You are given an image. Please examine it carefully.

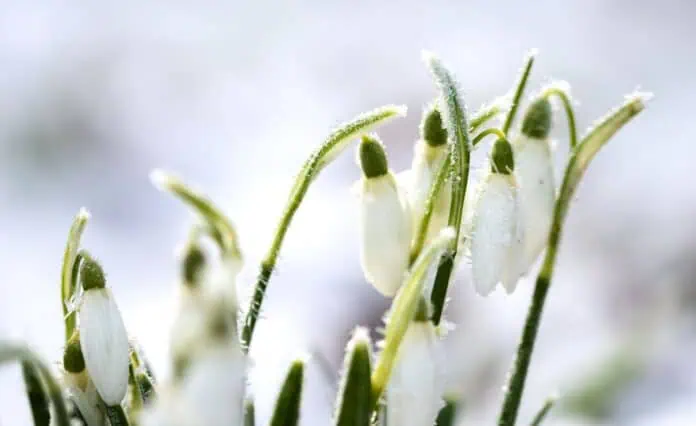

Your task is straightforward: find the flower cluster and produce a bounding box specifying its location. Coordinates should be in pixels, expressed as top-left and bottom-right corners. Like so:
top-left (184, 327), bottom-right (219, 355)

top-left (0, 50), bottom-right (647, 426)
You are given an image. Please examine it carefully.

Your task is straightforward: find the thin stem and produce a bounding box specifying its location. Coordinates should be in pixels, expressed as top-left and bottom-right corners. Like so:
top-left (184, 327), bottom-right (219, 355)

top-left (241, 105), bottom-right (406, 351)
top-left (0, 343), bottom-right (71, 426)
top-left (529, 396), bottom-right (557, 426)
top-left (61, 209), bottom-right (89, 343)
top-left (502, 51), bottom-right (537, 135)
top-left (469, 100), bottom-right (504, 133)
top-left (423, 52), bottom-right (472, 326)
top-left (496, 94), bottom-right (647, 426)
top-left (409, 160), bottom-right (449, 263)
top-left (472, 128), bottom-right (507, 147)
top-left (543, 87), bottom-right (578, 149)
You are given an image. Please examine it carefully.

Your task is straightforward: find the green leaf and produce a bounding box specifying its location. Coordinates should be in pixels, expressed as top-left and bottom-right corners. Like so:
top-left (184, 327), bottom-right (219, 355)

top-left (334, 328), bottom-right (372, 426)
top-left (435, 397), bottom-right (459, 426)
top-left (22, 361), bottom-right (51, 426)
top-left (60, 209), bottom-right (90, 343)
top-left (270, 359), bottom-right (305, 426)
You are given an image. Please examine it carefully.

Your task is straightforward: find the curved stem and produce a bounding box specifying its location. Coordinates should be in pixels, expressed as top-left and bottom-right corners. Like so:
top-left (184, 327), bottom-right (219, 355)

top-left (529, 395), bottom-right (556, 426)
top-left (472, 128), bottom-right (507, 147)
top-left (543, 87), bottom-right (578, 149)
top-left (0, 343), bottom-right (71, 426)
top-left (61, 209), bottom-right (89, 343)
top-left (502, 51), bottom-right (536, 135)
top-left (241, 105), bottom-right (406, 351)
top-left (496, 94), bottom-right (647, 426)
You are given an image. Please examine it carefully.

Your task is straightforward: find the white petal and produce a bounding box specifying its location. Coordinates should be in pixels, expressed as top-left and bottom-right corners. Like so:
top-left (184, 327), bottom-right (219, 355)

top-left (387, 322), bottom-right (442, 426)
top-left (359, 174), bottom-right (412, 296)
top-left (79, 289), bottom-right (130, 405)
top-left (67, 379), bottom-right (106, 426)
top-left (471, 174), bottom-right (518, 296)
top-left (181, 344), bottom-right (246, 426)
top-left (513, 135), bottom-right (555, 274)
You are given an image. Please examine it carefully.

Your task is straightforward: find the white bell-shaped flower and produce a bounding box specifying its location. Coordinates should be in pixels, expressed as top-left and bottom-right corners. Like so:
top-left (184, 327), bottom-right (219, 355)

top-left (512, 97), bottom-right (555, 276)
top-left (62, 335), bottom-right (107, 426)
top-left (387, 301), bottom-right (442, 426)
top-left (405, 106), bottom-right (451, 244)
top-left (77, 257), bottom-right (130, 406)
top-left (470, 138), bottom-right (522, 295)
top-left (356, 134), bottom-right (412, 297)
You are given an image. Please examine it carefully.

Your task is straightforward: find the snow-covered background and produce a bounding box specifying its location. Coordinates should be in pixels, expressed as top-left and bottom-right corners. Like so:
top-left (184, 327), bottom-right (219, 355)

top-left (0, 1), bottom-right (693, 424)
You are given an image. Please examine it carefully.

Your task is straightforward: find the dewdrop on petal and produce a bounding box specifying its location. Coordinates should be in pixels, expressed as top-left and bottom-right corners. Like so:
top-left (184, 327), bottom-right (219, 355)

top-left (470, 138), bottom-right (521, 295)
top-left (405, 105), bottom-right (451, 243)
top-left (62, 332), bottom-right (107, 426)
top-left (512, 97), bottom-right (555, 275)
top-left (386, 299), bottom-right (443, 426)
top-left (356, 134), bottom-right (412, 297)
top-left (77, 255), bottom-right (130, 406)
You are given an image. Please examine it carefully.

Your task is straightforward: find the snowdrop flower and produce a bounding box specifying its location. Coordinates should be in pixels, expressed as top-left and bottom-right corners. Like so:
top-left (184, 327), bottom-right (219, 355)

top-left (512, 97), bottom-right (555, 275)
top-left (356, 134), bottom-right (412, 297)
top-left (77, 255), bottom-right (130, 406)
top-left (386, 299), bottom-right (442, 426)
top-left (62, 333), bottom-right (106, 426)
top-left (470, 137), bottom-right (521, 295)
top-left (404, 106), bottom-right (451, 243)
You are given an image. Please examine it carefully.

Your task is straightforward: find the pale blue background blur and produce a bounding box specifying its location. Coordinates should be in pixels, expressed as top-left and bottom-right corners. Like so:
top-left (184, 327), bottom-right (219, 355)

top-left (0, 1), bottom-right (693, 425)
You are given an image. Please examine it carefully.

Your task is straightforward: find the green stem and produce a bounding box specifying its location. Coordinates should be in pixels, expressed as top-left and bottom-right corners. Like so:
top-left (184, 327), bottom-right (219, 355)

top-left (105, 405), bottom-right (130, 426)
top-left (529, 396), bottom-right (556, 426)
top-left (409, 160), bottom-right (449, 264)
top-left (241, 105), bottom-right (406, 351)
top-left (469, 100), bottom-right (504, 133)
top-left (423, 53), bottom-right (472, 326)
top-left (496, 94), bottom-right (647, 426)
top-left (502, 51), bottom-right (536, 135)
top-left (543, 87), bottom-right (578, 149)
top-left (472, 128), bottom-right (507, 147)
top-left (0, 343), bottom-right (71, 426)
top-left (61, 210), bottom-right (89, 343)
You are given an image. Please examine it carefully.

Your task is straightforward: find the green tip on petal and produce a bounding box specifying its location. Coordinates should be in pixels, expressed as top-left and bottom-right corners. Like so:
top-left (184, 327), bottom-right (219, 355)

top-left (421, 105), bottom-right (448, 147)
top-left (359, 135), bottom-right (389, 178)
top-left (414, 296), bottom-right (431, 322)
top-left (79, 254), bottom-right (106, 291)
top-left (63, 334), bottom-right (85, 374)
top-left (491, 138), bottom-right (515, 175)
top-left (521, 98), bottom-right (552, 139)
top-left (182, 242), bottom-right (206, 288)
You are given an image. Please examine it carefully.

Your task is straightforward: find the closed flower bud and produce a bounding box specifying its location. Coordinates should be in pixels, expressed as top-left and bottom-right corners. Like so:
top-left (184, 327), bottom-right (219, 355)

top-left (356, 135), bottom-right (412, 297)
top-left (471, 138), bottom-right (521, 295)
top-left (386, 318), bottom-right (442, 426)
top-left (77, 256), bottom-right (130, 406)
top-left (513, 98), bottom-right (555, 275)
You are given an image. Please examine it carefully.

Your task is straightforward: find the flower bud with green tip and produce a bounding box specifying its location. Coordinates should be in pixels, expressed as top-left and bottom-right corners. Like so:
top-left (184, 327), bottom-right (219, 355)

top-left (400, 105), bottom-right (452, 249)
top-left (470, 138), bottom-right (522, 295)
top-left (62, 333), bottom-right (107, 426)
top-left (334, 328), bottom-right (372, 426)
top-left (356, 134), bottom-right (412, 297)
top-left (270, 359), bottom-right (305, 426)
top-left (511, 97), bottom-right (555, 278)
top-left (386, 298), bottom-right (442, 426)
top-left (77, 254), bottom-right (130, 406)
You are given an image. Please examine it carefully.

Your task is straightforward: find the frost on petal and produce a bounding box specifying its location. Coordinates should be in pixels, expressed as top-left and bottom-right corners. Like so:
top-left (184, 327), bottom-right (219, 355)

top-left (387, 323), bottom-right (442, 426)
top-left (470, 174), bottom-right (517, 296)
top-left (513, 135), bottom-right (555, 275)
top-left (359, 175), bottom-right (412, 296)
top-left (79, 289), bottom-right (130, 405)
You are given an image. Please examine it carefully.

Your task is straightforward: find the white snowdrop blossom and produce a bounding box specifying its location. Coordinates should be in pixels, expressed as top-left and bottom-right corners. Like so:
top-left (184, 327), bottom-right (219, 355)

top-left (77, 258), bottom-right (130, 407)
top-left (356, 134), bottom-right (412, 297)
top-left (511, 97), bottom-right (555, 277)
top-left (470, 138), bottom-right (522, 295)
top-left (386, 319), bottom-right (442, 426)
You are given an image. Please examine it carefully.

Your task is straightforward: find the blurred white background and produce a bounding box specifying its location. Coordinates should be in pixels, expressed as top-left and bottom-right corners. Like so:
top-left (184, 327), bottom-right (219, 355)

top-left (0, 0), bottom-right (693, 424)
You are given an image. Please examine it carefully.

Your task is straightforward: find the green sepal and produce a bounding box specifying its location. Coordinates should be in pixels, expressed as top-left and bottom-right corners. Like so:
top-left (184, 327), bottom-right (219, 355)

top-left (79, 253), bottom-right (106, 291)
top-left (63, 332), bottom-right (85, 374)
top-left (421, 105), bottom-right (448, 147)
top-left (521, 98), bottom-right (552, 140)
top-left (334, 328), bottom-right (372, 426)
top-left (270, 359), bottom-right (305, 426)
top-left (359, 135), bottom-right (389, 178)
top-left (491, 138), bottom-right (515, 175)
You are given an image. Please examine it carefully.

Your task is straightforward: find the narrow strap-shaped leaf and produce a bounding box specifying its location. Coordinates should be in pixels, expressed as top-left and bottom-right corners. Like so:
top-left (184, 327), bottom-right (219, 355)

top-left (334, 329), bottom-right (372, 426)
top-left (61, 209), bottom-right (90, 342)
top-left (530, 395), bottom-right (557, 426)
top-left (502, 50), bottom-right (536, 134)
top-left (435, 397), bottom-right (459, 426)
top-left (22, 361), bottom-right (51, 426)
top-left (270, 359), bottom-right (305, 426)
top-left (105, 404), bottom-right (130, 426)
top-left (245, 398), bottom-right (256, 426)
